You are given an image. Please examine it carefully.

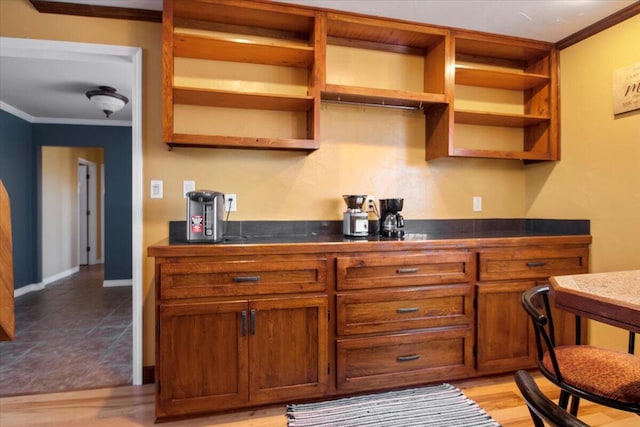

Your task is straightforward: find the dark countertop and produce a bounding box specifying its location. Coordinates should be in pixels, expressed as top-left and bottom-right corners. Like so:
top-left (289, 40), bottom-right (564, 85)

top-left (166, 218), bottom-right (590, 246)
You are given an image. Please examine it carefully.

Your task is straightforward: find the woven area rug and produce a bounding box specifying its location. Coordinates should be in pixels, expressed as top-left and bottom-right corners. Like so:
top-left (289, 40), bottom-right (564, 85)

top-left (286, 384), bottom-right (501, 427)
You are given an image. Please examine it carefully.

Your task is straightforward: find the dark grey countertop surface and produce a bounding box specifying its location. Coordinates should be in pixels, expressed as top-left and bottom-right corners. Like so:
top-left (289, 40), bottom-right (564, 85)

top-left (168, 219), bottom-right (590, 245)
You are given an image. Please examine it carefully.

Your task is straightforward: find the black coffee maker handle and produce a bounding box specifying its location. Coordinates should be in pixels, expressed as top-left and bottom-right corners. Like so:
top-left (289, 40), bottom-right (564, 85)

top-left (396, 214), bottom-right (404, 228)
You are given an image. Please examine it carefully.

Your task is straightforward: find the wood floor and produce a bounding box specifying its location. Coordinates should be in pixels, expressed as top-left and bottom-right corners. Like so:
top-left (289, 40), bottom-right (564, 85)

top-left (0, 372), bottom-right (637, 426)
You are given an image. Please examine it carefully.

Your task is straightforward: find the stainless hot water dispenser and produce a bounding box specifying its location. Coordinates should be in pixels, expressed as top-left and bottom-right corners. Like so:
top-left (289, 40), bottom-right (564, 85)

top-left (186, 190), bottom-right (224, 242)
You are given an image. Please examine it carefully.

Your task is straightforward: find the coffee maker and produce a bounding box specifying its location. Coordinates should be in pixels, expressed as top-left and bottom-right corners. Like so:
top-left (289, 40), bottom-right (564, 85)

top-left (379, 198), bottom-right (405, 238)
top-left (342, 195), bottom-right (369, 237)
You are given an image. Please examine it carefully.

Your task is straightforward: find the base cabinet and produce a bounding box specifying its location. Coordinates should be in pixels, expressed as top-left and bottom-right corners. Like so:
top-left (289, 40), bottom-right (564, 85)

top-left (475, 245), bottom-right (590, 374)
top-left (476, 281), bottom-right (538, 373)
top-left (150, 235), bottom-right (591, 420)
top-left (157, 296), bottom-right (327, 418)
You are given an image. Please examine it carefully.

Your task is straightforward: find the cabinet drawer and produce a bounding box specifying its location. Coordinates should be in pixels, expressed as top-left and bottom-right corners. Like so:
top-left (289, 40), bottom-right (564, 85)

top-left (160, 259), bottom-right (327, 299)
top-left (336, 251), bottom-right (474, 290)
top-left (336, 328), bottom-right (474, 391)
top-left (337, 285), bottom-right (472, 335)
top-left (478, 246), bottom-right (589, 281)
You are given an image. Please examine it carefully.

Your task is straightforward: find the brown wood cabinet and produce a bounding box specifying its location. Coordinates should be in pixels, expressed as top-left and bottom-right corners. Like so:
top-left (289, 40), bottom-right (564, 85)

top-left (149, 235), bottom-right (591, 420)
top-left (162, 0), bottom-right (559, 162)
top-left (154, 255), bottom-right (329, 419)
top-left (335, 251), bottom-right (476, 392)
top-left (475, 244), bottom-right (590, 374)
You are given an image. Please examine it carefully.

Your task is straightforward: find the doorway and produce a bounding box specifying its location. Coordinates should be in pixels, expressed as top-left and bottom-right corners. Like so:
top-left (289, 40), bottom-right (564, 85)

top-left (0, 37), bottom-right (143, 386)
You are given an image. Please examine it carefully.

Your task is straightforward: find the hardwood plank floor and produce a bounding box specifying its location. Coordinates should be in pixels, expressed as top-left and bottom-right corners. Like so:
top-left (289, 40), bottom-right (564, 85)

top-left (0, 372), bottom-right (637, 426)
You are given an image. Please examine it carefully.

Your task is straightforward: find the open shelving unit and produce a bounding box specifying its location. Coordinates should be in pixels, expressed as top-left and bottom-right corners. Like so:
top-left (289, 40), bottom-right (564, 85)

top-left (321, 13), bottom-right (449, 110)
top-left (163, 0), bottom-right (320, 151)
top-left (426, 31), bottom-right (558, 162)
top-left (162, 0), bottom-right (559, 162)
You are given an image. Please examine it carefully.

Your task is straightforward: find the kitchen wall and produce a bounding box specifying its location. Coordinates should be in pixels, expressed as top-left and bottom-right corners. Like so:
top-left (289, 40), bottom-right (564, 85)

top-left (1, 0), bottom-right (636, 365)
top-left (526, 13), bottom-right (640, 352)
top-left (0, 109), bottom-right (37, 288)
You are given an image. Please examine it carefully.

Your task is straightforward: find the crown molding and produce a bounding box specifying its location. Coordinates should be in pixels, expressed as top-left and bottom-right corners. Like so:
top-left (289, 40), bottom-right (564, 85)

top-left (556, 1), bottom-right (640, 50)
top-left (29, 0), bottom-right (161, 22)
top-left (0, 101), bottom-right (131, 126)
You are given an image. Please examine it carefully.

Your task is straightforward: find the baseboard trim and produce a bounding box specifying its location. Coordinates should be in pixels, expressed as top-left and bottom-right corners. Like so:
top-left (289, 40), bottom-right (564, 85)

top-left (103, 279), bottom-right (132, 287)
top-left (143, 365), bottom-right (155, 384)
top-left (14, 266), bottom-right (80, 297)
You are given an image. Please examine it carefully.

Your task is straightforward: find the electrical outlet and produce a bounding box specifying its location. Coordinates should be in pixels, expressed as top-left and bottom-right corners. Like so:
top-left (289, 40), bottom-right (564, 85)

top-left (473, 196), bottom-right (482, 212)
top-left (225, 193), bottom-right (237, 212)
top-left (150, 180), bottom-right (163, 199)
top-left (183, 180), bottom-right (195, 198)
top-left (365, 196), bottom-right (376, 213)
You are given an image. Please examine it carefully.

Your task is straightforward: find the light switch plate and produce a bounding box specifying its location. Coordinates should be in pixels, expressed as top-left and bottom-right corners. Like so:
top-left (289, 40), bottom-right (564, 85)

top-left (150, 180), bottom-right (163, 199)
top-left (473, 196), bottom-right (482, 212)
top-left (183, 180), bottom-right (195, 198)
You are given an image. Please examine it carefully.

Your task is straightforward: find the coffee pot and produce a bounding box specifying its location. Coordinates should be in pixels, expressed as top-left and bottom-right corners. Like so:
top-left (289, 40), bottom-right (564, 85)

top-left (379, 198), bottom-right (405, 238)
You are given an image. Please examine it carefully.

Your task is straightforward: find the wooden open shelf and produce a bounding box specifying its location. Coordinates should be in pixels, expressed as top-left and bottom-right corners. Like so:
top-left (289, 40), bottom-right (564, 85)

top-left (451, 147), bottom-right (555, 161)
top-left (174, 87), bottom-right (314, 111)
top-left (323, 84), bottom-right (447, 109)
top-left (166, 134), bottom-right (319, 151)
top-left (325, 12), bottom-right (447, 52)
top-left (455, 66), bottom-right (549, 90)
top-left (173, 32), bottom-right (314, 67)
top-left (455, 110), bottom-right (549, 128)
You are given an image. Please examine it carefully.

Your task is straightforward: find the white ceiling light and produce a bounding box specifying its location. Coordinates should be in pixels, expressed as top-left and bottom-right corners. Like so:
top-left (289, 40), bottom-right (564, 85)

top-left (85, 85), bottom-right (129, 118)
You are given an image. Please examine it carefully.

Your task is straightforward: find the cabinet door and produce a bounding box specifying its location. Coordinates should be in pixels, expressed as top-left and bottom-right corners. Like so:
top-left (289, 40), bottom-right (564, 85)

top-left (157, 301), bottom-right (249, 418)
top-left (249, 296), bottom-right (328, 404)
top-left (476, 281), bottom-right (537, 374)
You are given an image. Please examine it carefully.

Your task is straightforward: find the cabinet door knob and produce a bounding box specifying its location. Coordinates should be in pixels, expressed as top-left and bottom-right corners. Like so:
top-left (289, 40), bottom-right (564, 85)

top-left (396, 267), bottom-right (419, 274)
top-left (396, 354), bottom-right (420, 362)
top-left (526, 261), bottom-right (546, 268)
top-left (233, 276), bottom-right (261, 283)
top-left (396, 307), bottom-right (419, 314)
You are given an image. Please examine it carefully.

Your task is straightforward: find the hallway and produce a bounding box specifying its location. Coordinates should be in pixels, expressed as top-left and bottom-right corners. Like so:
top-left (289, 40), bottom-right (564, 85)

top-left (0, 265), bottom-right (132, 396)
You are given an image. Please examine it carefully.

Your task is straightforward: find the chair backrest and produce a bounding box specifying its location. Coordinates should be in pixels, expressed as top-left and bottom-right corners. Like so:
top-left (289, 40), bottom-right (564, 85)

top-left (515, 370), bottom-right (590, 427)
top-left (521, 284), bottom-right (564, 381)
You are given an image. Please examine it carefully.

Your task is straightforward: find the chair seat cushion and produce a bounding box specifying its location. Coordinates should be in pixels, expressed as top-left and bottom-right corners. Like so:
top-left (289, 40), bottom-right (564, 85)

top-left (543, 345), bottom-right (640, 404)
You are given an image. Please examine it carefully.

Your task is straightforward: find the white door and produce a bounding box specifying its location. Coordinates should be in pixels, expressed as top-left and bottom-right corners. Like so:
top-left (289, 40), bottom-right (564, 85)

top-left (78, 160), bottom-right (98, 266)
top-left (78, 163), bottom-right (89, 265)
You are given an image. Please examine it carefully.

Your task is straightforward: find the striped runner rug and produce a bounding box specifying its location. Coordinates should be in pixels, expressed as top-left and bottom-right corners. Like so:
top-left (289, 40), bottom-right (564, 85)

top-left (286, 383), bottom-right (501, 427)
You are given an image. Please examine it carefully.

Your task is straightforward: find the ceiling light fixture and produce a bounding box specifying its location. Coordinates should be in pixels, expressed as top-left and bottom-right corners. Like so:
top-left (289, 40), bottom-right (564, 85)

top-left (85, 86), bottom-right (129, 118)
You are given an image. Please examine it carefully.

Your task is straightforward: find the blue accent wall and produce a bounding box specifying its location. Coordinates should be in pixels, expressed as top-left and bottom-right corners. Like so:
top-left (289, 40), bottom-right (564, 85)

top-left (0, 109), bottom-right (132, 288)
top-left (0, 110), bottom-right (38, 288)
top-left (33, 124), bottom-right (132, 281)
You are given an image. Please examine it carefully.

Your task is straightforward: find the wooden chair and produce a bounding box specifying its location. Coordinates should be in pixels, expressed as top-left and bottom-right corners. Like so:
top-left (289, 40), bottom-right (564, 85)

top-left (521, 285), bottom-right (640, 415)
top-left (515, 370), bottom-right (589, 427)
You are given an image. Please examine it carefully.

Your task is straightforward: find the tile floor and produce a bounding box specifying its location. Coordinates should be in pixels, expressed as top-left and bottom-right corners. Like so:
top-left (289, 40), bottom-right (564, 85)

top-left (0, 265), bottom-right (132, 396)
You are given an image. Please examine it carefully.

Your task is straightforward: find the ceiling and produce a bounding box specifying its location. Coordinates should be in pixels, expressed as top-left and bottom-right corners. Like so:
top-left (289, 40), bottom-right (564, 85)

top-left (0, 0), bottom-right (637, 124)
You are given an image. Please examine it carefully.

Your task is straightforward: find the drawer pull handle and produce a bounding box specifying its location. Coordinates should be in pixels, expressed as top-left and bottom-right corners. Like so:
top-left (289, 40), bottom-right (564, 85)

top-left (397, 268), bottom-right (419, 274)
top-left (241, 310), bottom-right (247, 336)
top-left (397, 354), bottom-right (420, 362)
top-left (396, 307), bottom-right (419, 314)
top-left (233, 276), bottom-right (261, 283)
top-left (526, 262), bottom-right (547, 268)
